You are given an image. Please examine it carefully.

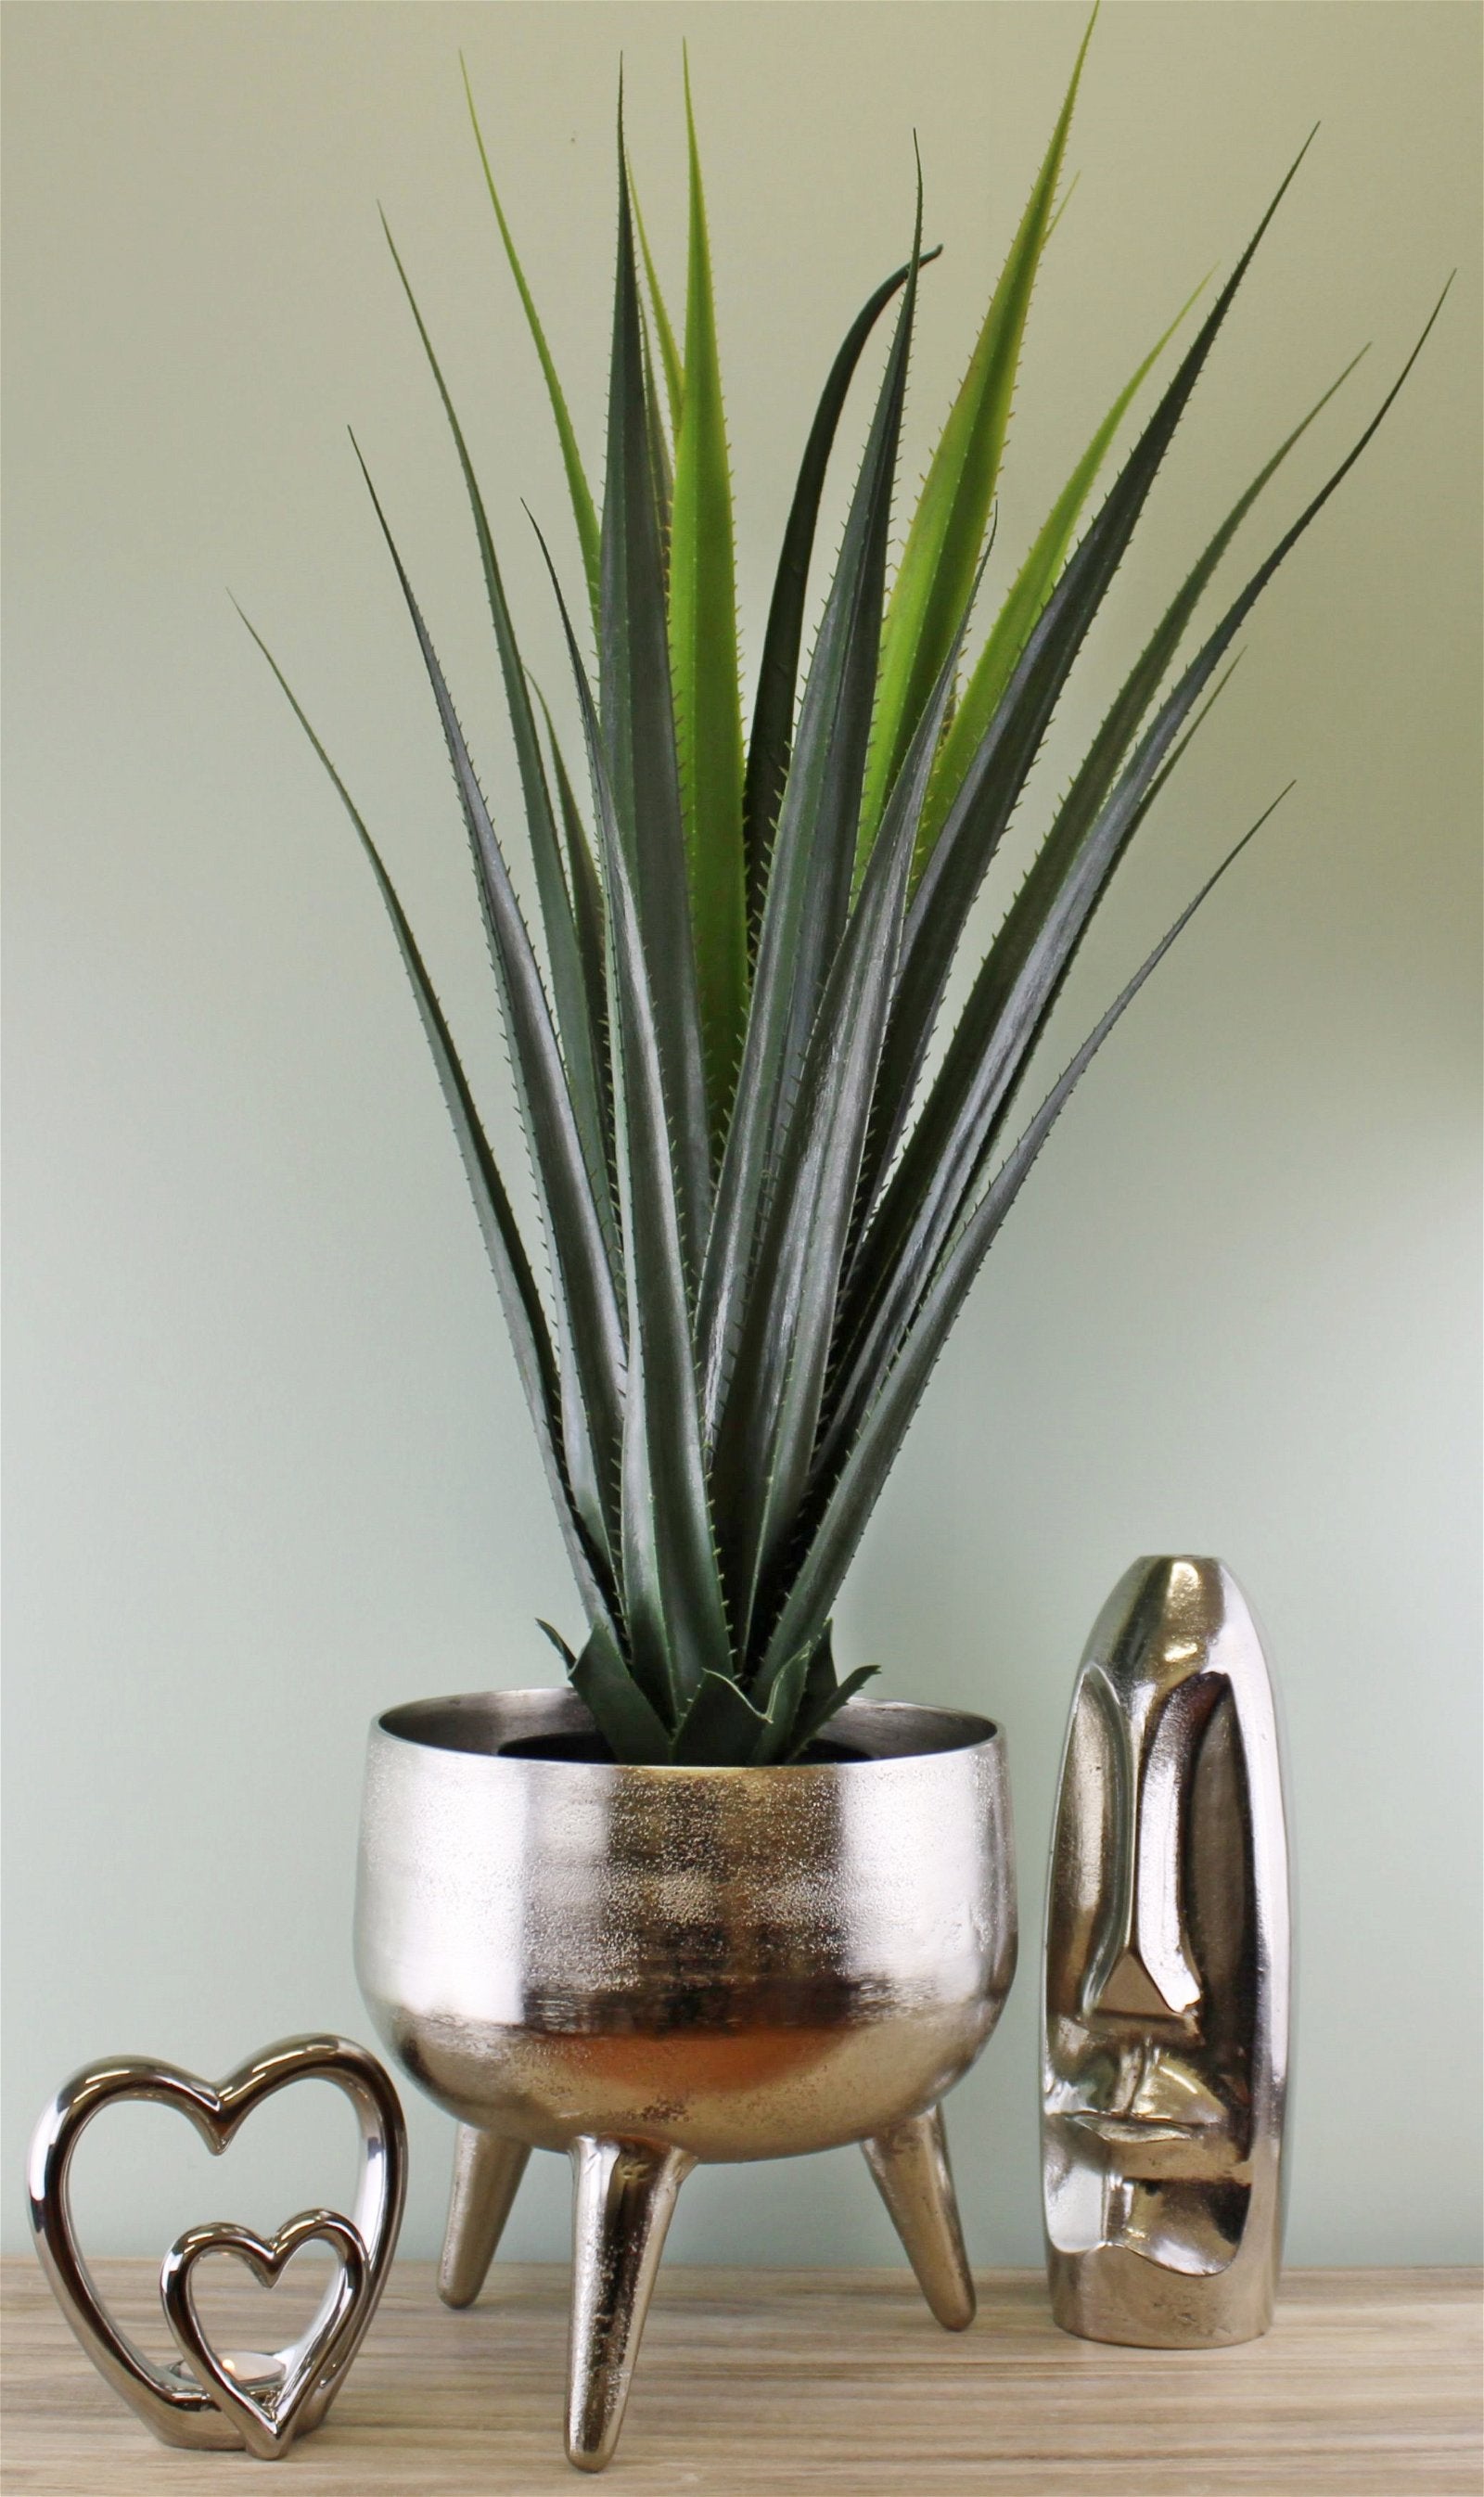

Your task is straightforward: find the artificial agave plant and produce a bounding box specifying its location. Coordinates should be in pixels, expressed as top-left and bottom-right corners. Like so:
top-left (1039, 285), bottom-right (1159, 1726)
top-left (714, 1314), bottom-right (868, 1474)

top-left (248, 24), bottom-right (1440, 1765)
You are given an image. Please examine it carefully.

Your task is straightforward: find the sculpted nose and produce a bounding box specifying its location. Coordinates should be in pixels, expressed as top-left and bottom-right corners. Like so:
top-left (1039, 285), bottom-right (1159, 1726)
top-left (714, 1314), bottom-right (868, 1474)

top-left (1084, 1946), bottom-right (1187, 2022)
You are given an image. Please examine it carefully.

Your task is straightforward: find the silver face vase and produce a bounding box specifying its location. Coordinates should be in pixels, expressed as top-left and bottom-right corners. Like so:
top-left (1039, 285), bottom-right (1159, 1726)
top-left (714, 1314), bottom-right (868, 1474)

top-left (1041, 1556), bottom-right (1290, 2347)
top-left (355, 1687), bottom-right (1016, 2468)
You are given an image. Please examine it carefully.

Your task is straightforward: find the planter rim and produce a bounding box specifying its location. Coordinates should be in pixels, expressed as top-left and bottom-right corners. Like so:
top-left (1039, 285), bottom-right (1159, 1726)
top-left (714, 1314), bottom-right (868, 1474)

top-left (372, 1685), bottom-right (999, 1773)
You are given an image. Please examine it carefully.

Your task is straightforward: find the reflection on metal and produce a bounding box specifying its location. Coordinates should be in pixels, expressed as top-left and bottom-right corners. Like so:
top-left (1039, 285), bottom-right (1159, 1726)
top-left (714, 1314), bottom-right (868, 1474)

top-left (568, 2135), bottom-right (695, 2472)
top-left (1042, 1558), bottom-right (1289, 2348)
top-left (863, 2104), bottom-right (976, 2331)
top-left (27, 2035), bottom-right (406, 2454)
top-left (438, 2125), bottom-right (531, 2311)
top-left (356, 1688), bottom-right (1017, 2468)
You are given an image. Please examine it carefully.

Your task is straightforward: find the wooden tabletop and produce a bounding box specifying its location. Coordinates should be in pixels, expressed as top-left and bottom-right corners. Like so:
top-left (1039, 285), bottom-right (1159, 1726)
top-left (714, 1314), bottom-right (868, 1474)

top-left (3, 2260), bottom-right (1479, 2495)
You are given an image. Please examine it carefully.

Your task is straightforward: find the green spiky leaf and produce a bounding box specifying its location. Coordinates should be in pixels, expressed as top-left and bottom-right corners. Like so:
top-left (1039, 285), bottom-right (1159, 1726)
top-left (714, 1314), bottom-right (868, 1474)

top-left (767, 788), bottom-right (1294, 1675)
top-left (855, 5), bottom-right (1096, 874)
top-left (696, 170), bottom-right (924, 1434)
top-left (380, 215), bottom-right (618, 1273)
top-left (542, 521), bottom-right (733, 1722)
top-left (742, 244), bottom-right (942, 943)
top-left (464, 58), bottom-right (602, 629)
top-left (631, 170), bottom-right (684, 435)
top-left (569, 1618), bottom-right (673, 1761)
top-left (239, 613), bottom-right (620, 1643)
top-left (260, 57), bottom-right (1438, 1764)
top-left (602, 107), bottom-right (713, 1263)
top-left (915, 276), bottom-right (1204, 875)
top-left (858, 136), bottom-right (1322, 1216)
top-left (352, 442), bottom-right (627, 1579)
top-left (669, 61), bottom-right (748, 1135)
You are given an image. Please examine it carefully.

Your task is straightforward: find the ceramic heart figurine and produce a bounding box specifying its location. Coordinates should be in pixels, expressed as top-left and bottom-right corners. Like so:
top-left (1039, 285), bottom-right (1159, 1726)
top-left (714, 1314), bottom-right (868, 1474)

top-left (161, 2207), bottom-right (370, 2459)
top-left (27, 2033), bottom-right (406, 2454)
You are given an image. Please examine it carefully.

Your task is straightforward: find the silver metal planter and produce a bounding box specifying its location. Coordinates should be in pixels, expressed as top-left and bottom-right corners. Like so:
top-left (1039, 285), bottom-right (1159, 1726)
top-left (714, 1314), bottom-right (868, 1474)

top-left (355, 1687), bottom-right (1016, 2468)
top-left (1041, 1556), bottom-right (1290, 2347)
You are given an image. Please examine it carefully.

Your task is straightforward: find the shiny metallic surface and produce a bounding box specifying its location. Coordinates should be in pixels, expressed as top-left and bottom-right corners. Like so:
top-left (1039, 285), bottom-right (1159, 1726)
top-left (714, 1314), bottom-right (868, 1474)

top-left (567, 2137), bottom-right (695, 2471)
top-left (1042, 1558), bottom-right (1290, 2348)
top-left (26, 2034), bottom-right (406, 2452)
top-left (438, 2127), bottom-right (531, 2309)
top-left (356, 1687), bottom-right (1016, 2465)
top-left (862, 2105), bottom-right (976, 2331)
top-left (160, 2208), bottom-right (367, 2461)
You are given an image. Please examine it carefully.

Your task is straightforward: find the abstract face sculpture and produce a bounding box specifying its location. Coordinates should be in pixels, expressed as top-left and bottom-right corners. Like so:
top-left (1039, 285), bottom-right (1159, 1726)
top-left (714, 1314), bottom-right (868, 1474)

top-left (1042, 1557), bottom-right (1289, 2345)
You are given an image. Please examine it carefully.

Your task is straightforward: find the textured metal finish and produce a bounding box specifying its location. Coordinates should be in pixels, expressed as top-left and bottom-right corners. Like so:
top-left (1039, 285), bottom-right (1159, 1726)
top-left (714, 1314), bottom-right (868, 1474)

top-left (439, 2127), bottom-right (531, 2310)
top-left (1042, 1557), bottom-right (1290, 2348)
top-left (567, 2137), bottom-right (696, 2471)
top-left (863, 2105), bottom-right (976, 2331)
top-left (26, 2035), bottom-right (406, 2452)
top-left (356, 1688), bottom-right (1016, 2466)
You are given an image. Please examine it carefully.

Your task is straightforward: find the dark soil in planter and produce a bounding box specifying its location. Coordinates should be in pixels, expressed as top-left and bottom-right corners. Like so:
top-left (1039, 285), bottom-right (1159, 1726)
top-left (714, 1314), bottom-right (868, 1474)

top-left (497, 1732), bottom-right (868, 1766)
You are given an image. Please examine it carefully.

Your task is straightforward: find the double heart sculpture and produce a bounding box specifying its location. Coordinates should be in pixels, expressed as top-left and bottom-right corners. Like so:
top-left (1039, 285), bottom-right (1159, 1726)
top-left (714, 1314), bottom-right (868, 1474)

top-left (27, 2034), bottom-right (406, 2459)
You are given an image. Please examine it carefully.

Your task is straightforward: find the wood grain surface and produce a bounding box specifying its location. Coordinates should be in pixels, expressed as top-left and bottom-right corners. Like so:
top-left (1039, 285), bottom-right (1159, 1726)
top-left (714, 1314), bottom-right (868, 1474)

top-left (2, 2260), bottom-right (1479, 2495)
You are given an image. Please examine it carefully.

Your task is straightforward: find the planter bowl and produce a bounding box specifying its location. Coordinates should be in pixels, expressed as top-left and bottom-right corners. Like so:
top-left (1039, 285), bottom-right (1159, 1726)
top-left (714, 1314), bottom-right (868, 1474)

top-left (355, 1686), bottom-right (1015, 2466)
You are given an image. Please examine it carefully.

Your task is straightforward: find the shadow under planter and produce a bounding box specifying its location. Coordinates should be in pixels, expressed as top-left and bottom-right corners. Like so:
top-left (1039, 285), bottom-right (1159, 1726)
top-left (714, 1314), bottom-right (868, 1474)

top-left (354, 1688), bottom-right (1016, 2469)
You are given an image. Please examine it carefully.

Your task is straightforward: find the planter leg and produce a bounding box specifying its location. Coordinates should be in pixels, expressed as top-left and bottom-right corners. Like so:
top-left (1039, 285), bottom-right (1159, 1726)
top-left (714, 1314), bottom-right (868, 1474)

top-left (566, 2135), bottom-right (695, 2472)
top-left (863, 2104), bottom-right (976, 2331)
top-left (438, 2125), bottom-right (531, 2309)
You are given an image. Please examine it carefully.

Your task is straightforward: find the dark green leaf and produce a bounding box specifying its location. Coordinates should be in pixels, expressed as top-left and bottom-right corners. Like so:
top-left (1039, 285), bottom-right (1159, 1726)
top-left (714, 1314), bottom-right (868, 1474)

top-left (697, 170), bottom-right (925, 1436)
top-left (539, 520), bottom-right (734, 1722)
top-left (855, 3), bottom-right (1095, 870)
top-left (783, 1664), bottom-right (880, 1761)
top-left (741, 245), bottom-right (942, 947)
top-left (842, 348), bottom-right (1366, 1424)
top-left (710, 539), bottom-right (983, 1657)
top-left (352, 442), bottom-right (627, 1583)
top-left (602, 105), bottom-right (713, 1265)
top-left (639, 282), bottom-right (674, 551)
top-left (532, 681), bottom-right (613, 1167)
top-left (463, 58), bottom-right (602, 630)
top-left (569, 1619), bottom-right (673, 1762)
top-left (380, 216), bottom-right (618, 1275)
top-left (768, 789), bottom-right (1292, 1674)
top-left (238, 608), bottom-right (620, 1643)
top-left (916, 276), bottom-right (1203, 873)
top-left (631, 168), bottom-right (684, 437)
top-left (838, 307), bottom-right (1442, 1442)
top-left (859, 135), bottom-right (1321, 1218)
top-left (668, 1653), bottom-right (809, 1765)
top-left (669, 59), bottom-right (748, 1140)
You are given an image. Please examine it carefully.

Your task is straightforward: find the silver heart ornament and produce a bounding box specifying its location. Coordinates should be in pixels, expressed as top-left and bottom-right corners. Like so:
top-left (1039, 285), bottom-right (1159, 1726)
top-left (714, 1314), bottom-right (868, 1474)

top-left (27, 2033), bottom-right (405, 2452)
top-left (161, 2207), bottom-right (369, 2459)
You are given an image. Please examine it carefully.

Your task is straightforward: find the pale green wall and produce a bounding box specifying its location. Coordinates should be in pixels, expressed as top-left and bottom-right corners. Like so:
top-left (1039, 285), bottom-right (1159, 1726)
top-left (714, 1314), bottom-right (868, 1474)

top-left (5, 1), bottom-right (1479, 2268)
